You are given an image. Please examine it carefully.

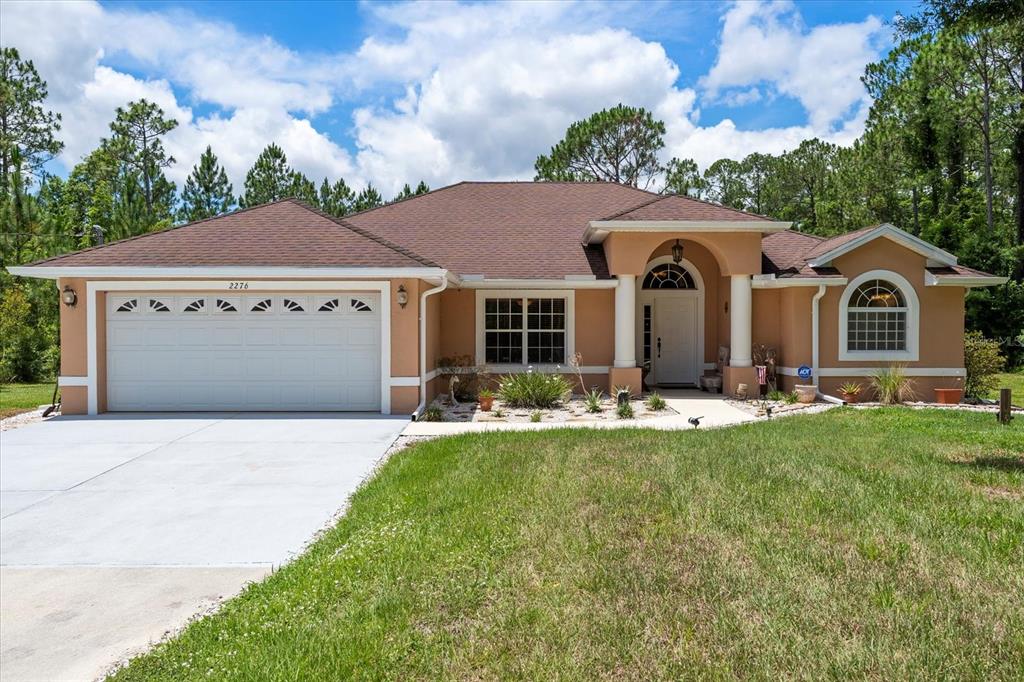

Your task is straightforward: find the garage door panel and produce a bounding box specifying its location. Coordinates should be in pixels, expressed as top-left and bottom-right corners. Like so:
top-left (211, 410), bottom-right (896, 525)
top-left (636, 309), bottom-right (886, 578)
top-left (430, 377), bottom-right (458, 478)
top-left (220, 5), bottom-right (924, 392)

top-left (107, 292), bottom-right (381, 412)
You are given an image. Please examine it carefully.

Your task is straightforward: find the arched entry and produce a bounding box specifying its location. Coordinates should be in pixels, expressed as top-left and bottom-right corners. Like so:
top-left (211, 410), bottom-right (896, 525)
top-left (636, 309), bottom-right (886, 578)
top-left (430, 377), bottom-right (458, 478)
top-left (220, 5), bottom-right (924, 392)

top-left (636, 256), bottom-right (704, 386)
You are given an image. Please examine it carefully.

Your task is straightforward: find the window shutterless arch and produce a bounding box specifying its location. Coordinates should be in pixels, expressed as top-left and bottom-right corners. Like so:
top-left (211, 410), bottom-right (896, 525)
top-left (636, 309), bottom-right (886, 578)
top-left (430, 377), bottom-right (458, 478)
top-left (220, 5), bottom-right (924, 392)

top-left (838, 270), bottom-right (919, 362)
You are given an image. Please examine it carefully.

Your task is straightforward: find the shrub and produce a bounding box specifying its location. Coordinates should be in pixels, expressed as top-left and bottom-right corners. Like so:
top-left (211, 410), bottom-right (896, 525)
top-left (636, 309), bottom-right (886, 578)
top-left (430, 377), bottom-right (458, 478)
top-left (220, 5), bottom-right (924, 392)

top-left (870, 365), bottom-right (916, 404)
top-left (617, 401), bottom-right (634, 419)
top-left (963, 331), bottom-right (1005, 400)
top-left (419, 405), bottom-right (444, 422)
top-left (783, 391), bottom-right (799, 404)
top-left (530, 411), bottom-right (542, 423)
top-left (478, 387), bottom-right (495, 399)
top-left (583, 388), bottom-right (603, 413)
top-left (498, 371), bottom-right (572, 408)
top-left (767, 389), bottom-right (786, 401)
top-left (645, 392), bottom-right (666, 411)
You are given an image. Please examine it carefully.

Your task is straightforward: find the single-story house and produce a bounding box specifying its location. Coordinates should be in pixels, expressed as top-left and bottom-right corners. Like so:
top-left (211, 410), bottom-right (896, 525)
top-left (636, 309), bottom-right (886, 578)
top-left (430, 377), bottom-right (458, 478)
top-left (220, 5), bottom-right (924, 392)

top-left (10, 181), bottom-right (1007, 415)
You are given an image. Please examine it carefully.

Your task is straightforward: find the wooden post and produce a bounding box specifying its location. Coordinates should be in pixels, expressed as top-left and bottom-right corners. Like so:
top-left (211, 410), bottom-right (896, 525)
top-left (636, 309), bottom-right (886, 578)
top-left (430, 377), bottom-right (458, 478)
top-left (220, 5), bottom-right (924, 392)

top-left (998, 388), bottom-right (1012, 425)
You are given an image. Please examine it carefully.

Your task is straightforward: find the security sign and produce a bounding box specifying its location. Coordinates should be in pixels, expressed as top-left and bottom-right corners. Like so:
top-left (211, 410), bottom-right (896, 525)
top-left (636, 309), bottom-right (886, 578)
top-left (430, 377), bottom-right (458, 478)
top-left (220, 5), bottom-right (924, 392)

top-left (797, 365), bottom-right (812, 380)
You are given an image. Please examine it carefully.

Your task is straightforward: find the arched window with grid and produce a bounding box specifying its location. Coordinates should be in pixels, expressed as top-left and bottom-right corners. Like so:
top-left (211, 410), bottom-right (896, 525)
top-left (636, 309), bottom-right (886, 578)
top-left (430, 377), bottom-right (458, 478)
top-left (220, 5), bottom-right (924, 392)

top-left (642, 263), bottom-right (697, 290)
top-left (845, 279), bottom-right (908, 352)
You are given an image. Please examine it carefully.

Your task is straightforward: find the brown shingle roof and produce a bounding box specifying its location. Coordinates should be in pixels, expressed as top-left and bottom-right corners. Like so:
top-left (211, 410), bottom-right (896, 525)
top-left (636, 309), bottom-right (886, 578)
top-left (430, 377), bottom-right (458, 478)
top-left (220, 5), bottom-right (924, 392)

top-left (602, 193), bottom-right (773, 222)
top-left (25, 199), bottom-right (438, 269)
top-left (344, 181), bottom-right (658, 279)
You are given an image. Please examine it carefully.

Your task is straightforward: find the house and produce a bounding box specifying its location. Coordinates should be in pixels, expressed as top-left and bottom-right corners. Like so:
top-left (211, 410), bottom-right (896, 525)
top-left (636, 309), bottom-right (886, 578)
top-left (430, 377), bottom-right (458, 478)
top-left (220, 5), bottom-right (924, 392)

top-left (9, 181), bottom-right (1007, 415)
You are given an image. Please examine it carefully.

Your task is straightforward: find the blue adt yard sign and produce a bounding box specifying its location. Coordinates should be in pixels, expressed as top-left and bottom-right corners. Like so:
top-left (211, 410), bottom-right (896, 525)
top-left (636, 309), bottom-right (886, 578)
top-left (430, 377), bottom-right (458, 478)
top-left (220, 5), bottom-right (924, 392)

top-left (798, 365), bottom-right (812, 381)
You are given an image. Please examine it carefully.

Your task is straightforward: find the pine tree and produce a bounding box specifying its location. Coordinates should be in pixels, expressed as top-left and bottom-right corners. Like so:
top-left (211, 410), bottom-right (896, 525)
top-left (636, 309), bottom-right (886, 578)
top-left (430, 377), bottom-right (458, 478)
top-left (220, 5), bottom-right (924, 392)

top-left (178, 146), bottom-right (234, 222)
top-left (319, 177), bottom-right (354, 217)
top-left (239, 143), bottom-right (291, 207)
top-left (107, 99), bottom-right (177, 223)
top-left (352, 184), bottom-right (383, 212)
top-left (0, 47), bottom-right (64, 196)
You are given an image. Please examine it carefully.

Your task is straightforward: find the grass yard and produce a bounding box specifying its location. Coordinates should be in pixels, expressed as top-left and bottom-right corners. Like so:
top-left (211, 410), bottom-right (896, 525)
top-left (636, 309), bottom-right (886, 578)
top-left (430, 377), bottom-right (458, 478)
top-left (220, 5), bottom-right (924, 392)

top-left (0, 382), bottom-right (55, 419)
top-left (989, 371), bottom-right (1024, 405)
top-left (111, 409), bottom-right (1023, 681)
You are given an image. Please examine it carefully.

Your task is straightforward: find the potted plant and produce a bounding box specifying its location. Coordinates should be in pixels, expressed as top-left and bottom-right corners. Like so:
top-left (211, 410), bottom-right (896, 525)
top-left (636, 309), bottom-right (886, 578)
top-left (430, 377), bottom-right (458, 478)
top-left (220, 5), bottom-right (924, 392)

top-left (838, 381), bottom-right (862, 403)
top-left (478, 387), bottom-right (495, 412)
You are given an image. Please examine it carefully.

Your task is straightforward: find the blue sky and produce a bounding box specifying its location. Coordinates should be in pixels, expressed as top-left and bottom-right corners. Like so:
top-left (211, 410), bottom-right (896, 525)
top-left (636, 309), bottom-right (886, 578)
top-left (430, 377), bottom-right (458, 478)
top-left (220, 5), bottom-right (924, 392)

top-left (2, 0), bottom-right (921, 196)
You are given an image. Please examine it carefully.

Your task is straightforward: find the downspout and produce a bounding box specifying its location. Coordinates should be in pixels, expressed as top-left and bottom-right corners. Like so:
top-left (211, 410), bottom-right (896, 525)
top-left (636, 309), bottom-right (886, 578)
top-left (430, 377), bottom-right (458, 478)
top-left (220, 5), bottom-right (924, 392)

top-left (414, 271), bottom-right (449, 419)
top-left (810, 284), bottom-right (840, 403)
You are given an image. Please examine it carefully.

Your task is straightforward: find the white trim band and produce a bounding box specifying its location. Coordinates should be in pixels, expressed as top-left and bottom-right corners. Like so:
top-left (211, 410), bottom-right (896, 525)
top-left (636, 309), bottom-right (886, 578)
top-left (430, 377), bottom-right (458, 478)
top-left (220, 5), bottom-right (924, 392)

top-left (777, 366), bottom-right (966, 378)
top-left (58, 376), bottom-right (88, 387)
top-left (461, 278), bottom-right (616, 289)
top-left (8, 266), bottom-right (449, 281)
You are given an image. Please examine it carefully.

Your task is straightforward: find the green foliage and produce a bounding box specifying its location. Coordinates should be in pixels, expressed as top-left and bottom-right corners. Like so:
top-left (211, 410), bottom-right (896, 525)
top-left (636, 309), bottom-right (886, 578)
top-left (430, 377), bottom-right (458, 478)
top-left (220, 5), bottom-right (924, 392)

top-left (420, 405), bottom-right (444, 422)
top-left (392, 181), bottom-right (430, 202)
top-left (352, 184), bottom-right (384, 212)
top-left (239, 143), bottom-right (291, 207)
top-left (662, 157), bottom-right (706, 197)
top-left (645, 392), bottom-right (667, 411)
top-left (584, 388), bottom-right (603, 413)
top-left (318, 177), bottom-right (354, 217)
top-left (839, 382), bottom-right (863, 396)
top-left (498, 371), bottom-right (572, 409)
top-left (535, 104), bottom-right (665, 189)
top-left (477, 387), bottom-right (494, 399)
top-left (0, 47), bottom-right (64, 195)
top-left (784, 391), bottom-right (800, 405)
top-left (963, 330), bottom-right (1006, 399)
top-left (870, 365), bottom-right (917, 404)
top-left (616, 401), bottom-right (634, 419)
top-left (107, 99), bottom-right (178, 224)
top-left (179, 146), bottom-right (234, 222)
top-left (767, 389), bottom-right (787, 401)
top-left (530, 411), bottom-right (542, 423)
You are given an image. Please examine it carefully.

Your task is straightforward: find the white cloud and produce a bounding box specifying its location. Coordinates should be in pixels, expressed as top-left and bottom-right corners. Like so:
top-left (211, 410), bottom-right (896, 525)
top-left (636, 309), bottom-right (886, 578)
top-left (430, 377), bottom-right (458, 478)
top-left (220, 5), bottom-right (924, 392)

top-left (700, 0), bottom-right (885, 131)
top-left (0, 0), bottom-right (889, 198)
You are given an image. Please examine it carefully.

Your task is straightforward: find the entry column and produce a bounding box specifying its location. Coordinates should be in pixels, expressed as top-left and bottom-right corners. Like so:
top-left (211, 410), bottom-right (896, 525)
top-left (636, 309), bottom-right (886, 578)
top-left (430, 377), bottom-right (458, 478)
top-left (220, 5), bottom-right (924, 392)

top-left (724, 273), bottom-right (757, 397)
top-left (610, 274), bottom-right (642, 396)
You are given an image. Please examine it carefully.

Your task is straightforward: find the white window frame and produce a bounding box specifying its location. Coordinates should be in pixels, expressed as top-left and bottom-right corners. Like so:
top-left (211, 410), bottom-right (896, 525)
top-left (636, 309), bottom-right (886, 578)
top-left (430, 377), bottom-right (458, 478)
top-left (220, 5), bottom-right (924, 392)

top-left (474, 289), bottom-right (575, 371)
top-left (838, 269), bottom-right (919, 362)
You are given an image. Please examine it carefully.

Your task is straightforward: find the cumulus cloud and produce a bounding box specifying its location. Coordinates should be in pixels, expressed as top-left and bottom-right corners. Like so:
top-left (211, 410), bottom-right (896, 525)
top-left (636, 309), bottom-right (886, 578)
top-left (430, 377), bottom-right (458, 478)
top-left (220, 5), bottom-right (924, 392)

top-left (700, 0), bottom-right (885, 131)
top-left (0, 0), bottom-right (889, 196)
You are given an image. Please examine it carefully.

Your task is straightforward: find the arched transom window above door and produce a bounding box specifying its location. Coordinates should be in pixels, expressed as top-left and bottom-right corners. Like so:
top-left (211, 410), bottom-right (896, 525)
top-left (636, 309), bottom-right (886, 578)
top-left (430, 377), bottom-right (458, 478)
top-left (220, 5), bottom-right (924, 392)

top-left (642, 263), bottom-right (697, 289)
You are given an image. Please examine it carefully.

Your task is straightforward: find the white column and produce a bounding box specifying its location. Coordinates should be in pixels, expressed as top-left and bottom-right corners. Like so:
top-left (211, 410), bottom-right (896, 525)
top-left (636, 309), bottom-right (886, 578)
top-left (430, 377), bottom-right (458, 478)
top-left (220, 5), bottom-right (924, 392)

top-left (730, 274), bottom-right (752, 367)
top-left (613, 274), bottom-right (636, 368)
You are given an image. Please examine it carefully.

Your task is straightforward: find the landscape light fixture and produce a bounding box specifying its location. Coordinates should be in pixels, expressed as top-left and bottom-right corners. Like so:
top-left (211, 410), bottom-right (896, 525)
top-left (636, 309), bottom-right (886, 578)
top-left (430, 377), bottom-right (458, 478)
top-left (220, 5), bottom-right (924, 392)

top-left (61, 285), bottom-right (77, 307)
top-left (671, 239), bottom-right (684, 264)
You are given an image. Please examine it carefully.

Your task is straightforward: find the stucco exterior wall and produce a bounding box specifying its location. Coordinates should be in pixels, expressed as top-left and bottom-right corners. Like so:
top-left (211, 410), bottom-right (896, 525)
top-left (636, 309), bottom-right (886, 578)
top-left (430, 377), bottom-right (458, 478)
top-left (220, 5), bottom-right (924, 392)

top-left (604, 231), bottom-right (763, 276)
top-left (58, 277), bottom-right (87, 377)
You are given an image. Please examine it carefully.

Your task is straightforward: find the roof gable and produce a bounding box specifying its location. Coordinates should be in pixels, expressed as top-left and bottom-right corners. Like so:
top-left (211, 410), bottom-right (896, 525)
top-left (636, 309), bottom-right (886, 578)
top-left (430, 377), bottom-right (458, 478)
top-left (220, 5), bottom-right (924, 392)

top-left (805, 223), bottom-right (957, 267)
top-left (600, 193), bottom-right (773, 222)
top-left (22, 199), bottom-right (438, 269)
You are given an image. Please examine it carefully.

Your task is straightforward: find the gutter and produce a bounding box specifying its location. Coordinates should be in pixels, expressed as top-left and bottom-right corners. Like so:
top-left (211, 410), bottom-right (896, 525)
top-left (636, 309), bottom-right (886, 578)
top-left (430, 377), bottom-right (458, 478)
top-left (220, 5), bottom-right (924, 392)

top-left (414, 271), bottom-right (449, 419)
top-left (811, 284), bottom-right (828, 400)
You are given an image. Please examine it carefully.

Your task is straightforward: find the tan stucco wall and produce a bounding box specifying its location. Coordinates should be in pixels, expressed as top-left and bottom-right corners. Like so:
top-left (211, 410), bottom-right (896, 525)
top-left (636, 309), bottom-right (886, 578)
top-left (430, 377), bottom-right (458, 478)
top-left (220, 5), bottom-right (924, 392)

top-left (390, 278), bottom-right (420, 378)
top-left (821, 239), bottom-right (966, 369)
top-left (391, 386), bottom-right (419, 414)
top-left (58, 277), bottom-right (88, 377)
top-left (575, 289), bottom-right (615, 366)
top-left (604, 231), bottom-right (763, 276)
top-left (752, 289), bottom-right (781, 351)
top-left (778, 287), bottom-right (814, 370)
top-left (438, 288), bottom-right (475, 363)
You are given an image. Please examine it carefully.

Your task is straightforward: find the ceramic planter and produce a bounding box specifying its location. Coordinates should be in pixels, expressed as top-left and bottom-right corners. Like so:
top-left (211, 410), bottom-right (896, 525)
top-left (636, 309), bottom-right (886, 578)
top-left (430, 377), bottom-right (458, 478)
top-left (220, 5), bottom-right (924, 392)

top-left (479, 395), bottom-right (495, 411)
top-left (794, 385), bottom-right (816, 404)
top-left (934, 388), bottom-right (963, 405)
top-left (840, 391), bottom-right (860, 404)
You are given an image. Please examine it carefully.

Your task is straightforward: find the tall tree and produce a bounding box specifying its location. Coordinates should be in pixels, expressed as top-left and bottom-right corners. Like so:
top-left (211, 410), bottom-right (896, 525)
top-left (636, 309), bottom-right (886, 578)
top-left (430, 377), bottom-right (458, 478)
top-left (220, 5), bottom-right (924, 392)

top-left (239, 143), bottom-right (291, 207)
top-left (286, 170), bottom-right (318, 205)
top-left (318, 177), bottom-right (354, 217)
top-left (352, 184), bottom-right (383, 212)
top-left (703, 158), bottom-right (748, 209)
top-left (106, 99), bottom-right (177, 222)
top-left (178, 146), bottom-right (234, 222)
top-left (391, 181), bottom-right (431, 202)
top-left (662, 157), bottom-right (706, 198)
top-left (535, 104), bottom-right (665, 189)
top-left (0, 47), bottom-right (63, 198)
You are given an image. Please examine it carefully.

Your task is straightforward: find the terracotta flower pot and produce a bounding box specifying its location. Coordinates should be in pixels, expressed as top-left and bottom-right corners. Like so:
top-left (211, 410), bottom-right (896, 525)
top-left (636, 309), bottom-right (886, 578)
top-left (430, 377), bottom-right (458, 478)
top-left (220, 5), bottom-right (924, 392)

top-left (934, 388), bottom-right (963, 405)
top-left (794, 385), bottom-right (816, 404)
top-left (479, 395), bottom-right (494, 411)
top-left (840, 391), bottom-right (859, 404)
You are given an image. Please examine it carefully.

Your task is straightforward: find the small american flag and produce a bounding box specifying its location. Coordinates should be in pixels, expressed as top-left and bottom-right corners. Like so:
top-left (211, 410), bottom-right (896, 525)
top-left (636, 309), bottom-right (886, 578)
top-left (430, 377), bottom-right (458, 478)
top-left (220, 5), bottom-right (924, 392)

top-left (755, 365), bottom-right (768, 385)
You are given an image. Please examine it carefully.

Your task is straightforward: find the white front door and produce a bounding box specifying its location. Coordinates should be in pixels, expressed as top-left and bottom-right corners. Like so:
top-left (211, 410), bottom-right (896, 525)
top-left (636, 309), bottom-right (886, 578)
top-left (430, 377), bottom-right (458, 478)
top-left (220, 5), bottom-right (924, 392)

top-left (105, 292), bottom-right (382, 411)
top-left (653, 297), bottom-right (698, 385)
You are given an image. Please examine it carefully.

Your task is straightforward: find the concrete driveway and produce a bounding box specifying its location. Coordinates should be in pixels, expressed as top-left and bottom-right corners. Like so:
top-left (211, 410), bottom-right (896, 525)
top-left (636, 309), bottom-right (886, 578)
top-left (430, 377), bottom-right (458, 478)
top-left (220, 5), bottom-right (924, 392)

top-left (0, 413), bottom-right (405, 681)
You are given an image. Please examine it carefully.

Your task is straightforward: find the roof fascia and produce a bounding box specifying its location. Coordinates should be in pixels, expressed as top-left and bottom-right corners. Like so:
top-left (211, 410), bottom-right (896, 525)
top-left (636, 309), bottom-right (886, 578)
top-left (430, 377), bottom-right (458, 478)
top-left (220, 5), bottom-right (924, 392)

top-left (584, 220), bottom-right (791, 245)
top-left (807, 224), bottom-right (957, 268)
top-left (924, 271), bottom-right (1008, 288)
top-left (6, 266), bottom-right (453, 282)
top-left (751, 274), bottom-right (848, 289)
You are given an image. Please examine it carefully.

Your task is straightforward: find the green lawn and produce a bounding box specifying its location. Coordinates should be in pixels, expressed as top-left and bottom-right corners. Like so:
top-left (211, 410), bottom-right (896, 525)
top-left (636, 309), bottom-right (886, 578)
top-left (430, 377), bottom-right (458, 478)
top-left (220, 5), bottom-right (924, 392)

top-left (111, 410), bottom-right (1023, 681)
top-left (0, 382), bottom-right (55, 419)
top-left (989, 371), bottom-right (1024, 405)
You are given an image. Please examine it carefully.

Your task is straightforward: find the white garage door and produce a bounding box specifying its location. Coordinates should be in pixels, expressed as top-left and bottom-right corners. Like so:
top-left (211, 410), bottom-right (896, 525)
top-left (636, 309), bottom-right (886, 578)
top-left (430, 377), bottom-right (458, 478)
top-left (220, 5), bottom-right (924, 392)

top-left (106, 292), bottom-right (381, 411)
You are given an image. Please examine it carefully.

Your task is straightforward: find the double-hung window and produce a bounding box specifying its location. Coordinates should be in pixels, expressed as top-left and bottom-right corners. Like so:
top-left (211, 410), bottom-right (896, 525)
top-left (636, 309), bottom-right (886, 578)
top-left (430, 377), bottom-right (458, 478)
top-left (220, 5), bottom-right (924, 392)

top-left (482, 295), bottom-right (568, 365)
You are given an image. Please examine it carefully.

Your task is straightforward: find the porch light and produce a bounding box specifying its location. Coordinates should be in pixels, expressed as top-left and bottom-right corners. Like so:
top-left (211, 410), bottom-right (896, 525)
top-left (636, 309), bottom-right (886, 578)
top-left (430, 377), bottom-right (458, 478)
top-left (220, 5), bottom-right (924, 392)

top-left (61, 285), bottom-right (77, 307)
top-left (396, 284), bottom-right (409, 308)
top-left (671, 239), bottom-right (684, 264)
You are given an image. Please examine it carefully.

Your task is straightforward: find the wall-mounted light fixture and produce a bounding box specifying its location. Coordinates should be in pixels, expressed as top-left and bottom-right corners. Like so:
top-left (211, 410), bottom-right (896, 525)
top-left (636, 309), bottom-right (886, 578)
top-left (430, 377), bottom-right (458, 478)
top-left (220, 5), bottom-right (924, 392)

top-left (396, 284), bottom-right (409, 308)
top-left (61, 285), bottom-right (78, 307)
top-left (671, 239), bottom-right (684, 264)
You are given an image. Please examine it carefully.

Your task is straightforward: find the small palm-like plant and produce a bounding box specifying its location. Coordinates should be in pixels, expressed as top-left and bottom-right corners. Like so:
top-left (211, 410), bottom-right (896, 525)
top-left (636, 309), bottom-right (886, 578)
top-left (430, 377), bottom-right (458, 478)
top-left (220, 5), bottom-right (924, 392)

top-left (617, 401), bottom-right (634, 419)
top-left (870, 365), bottom-right (916, 404)
top-left (499, 371), bottom-right (572, 408)
top-left (645, 392), bottom-right (667, 411)
top-left (584, 388), bottom-right (603, 413)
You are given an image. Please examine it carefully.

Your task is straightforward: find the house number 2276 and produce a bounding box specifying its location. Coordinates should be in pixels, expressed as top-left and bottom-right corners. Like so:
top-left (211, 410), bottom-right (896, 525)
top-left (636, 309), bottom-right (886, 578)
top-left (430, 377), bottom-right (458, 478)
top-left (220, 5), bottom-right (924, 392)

top-left (228, 282), bottom-right (249, 290)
